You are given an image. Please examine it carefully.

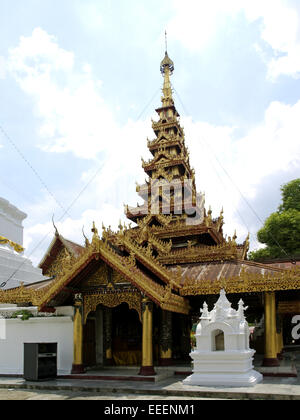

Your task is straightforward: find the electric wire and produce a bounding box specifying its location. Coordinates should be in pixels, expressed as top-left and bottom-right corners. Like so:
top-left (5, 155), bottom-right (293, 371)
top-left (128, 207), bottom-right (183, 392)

top-left (0, 89), bottom-right (161, 288)
top-left (173, 86), bottom-right (290, 258)
top-left (0, 125), bottom-right (72, 218)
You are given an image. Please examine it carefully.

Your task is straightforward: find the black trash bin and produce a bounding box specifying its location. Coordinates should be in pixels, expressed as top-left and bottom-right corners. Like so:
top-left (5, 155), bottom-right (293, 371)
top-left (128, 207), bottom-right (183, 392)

top-left (23, 343), bottom-right (57, 381)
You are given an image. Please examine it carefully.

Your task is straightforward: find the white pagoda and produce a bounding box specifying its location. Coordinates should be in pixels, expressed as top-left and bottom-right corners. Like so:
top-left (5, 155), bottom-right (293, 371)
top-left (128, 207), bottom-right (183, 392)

top-left (0, 197), bottom-right (45, 289)
top-left (183, 289), bottom-right (263, 387)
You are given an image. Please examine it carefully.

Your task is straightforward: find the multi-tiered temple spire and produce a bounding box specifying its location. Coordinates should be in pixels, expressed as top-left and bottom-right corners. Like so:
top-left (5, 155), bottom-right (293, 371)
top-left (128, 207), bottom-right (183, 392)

top-left (125, 47), bottom-right (205, 228)
top-left (122, 45), bottom-right (243, 256)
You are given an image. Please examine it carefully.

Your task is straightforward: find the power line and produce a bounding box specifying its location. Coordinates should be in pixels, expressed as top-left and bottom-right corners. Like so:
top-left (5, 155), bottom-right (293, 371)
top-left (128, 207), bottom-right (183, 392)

top-left (173, 86), bottom-right (289, 257)
top-left (0, 124), bottom-right (72, 218)
top-left (0, 89), bottom-right (162, 288)
top-left (135, 88), bottom-right (161, 121)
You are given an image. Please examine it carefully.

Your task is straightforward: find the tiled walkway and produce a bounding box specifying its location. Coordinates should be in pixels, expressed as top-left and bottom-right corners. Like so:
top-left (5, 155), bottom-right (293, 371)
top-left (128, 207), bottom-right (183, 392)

top-left (1, 352), bottom-right (299, 400)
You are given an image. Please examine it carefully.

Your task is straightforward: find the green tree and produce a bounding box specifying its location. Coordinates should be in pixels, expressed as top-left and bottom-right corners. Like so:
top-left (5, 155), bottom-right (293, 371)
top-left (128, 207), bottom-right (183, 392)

top-left (249, 179), bottom-right (300, 261)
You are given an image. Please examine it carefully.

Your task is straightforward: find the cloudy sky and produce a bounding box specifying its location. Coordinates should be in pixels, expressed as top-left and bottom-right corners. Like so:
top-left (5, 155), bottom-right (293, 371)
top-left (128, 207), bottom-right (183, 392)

top-left (1, 0), bottom-right (300, 266)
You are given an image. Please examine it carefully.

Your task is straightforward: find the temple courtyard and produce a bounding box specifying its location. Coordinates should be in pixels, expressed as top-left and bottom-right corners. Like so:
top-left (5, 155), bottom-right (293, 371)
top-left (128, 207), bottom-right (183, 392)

top-left (0, 351), bottom-right (299, 400)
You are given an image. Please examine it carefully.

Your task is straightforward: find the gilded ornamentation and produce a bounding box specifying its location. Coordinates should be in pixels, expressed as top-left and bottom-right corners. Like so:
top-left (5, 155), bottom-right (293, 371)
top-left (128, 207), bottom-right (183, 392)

top-left (179, 266), bottom-right (300, 296)
top-left (159, 242), bottom-right (238, 265)
top-left (44, 246), bottom-right (73, 278)
top-left (0, 235), bottom-right (24, 254)
top-left (83, 263), bottom-right (109, 287)
top-left (83, 291), bottom-right (142, 323)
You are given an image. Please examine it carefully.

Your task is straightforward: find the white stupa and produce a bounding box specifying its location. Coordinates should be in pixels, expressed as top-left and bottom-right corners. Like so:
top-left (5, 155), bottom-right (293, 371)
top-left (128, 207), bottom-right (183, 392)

top-left (183, 289), bottom-right (263, 387)
top-left (0, 197), bottom-right (46, 289)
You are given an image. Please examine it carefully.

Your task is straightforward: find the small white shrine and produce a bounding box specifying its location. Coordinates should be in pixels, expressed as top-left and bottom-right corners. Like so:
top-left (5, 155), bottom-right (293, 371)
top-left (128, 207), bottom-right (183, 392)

top-left (183, 289), bottom-right (263, 387)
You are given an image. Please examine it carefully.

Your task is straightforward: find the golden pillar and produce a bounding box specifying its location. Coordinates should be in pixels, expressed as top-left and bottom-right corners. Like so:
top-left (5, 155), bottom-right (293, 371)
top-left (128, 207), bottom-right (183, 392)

top-left (139, 297), bottom-right (156, 376)
top-left (159, 310), bottom-right (172, 366)
top-left (262, 291), bottom-right (280, 367)
top-left (71, 294), bottom-right (85, 374)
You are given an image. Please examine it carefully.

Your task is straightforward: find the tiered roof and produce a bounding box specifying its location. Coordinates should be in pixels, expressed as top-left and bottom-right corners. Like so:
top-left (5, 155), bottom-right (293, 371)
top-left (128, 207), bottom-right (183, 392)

top-left (1, 50), bottom-right (300, 312)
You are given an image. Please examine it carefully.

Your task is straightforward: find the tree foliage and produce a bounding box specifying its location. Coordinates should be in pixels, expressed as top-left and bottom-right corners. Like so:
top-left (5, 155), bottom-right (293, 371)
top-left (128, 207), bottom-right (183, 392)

top-left (248, 179), bottom-right (300, 261)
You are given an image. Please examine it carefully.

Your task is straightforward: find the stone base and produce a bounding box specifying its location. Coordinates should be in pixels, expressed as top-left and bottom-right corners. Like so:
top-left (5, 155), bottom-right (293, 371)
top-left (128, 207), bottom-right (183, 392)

top-left (183, 370), bottom-right (263, 388)
top-left (262, 358), bottom-right (280, 367)
top-left (139, 366), bottom-right (156, 376)
top-left (71, 364), bottom-right (85, 374)
top-left (184, 350), bottom-right (263, 388)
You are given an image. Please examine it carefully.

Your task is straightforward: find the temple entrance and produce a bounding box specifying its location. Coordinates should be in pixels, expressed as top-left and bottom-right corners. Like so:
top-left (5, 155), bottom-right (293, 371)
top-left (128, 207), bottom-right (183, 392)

top-left (111, 303), bottom-right (142, 366)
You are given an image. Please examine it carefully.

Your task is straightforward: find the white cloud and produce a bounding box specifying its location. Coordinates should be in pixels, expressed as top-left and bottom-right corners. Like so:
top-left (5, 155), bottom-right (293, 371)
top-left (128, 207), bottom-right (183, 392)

top-left (24, 204), bottom-right (124, 266)
top-left (184, 99), bottom-right (300, 243)
top-left (8, 28), bottom-right (153, 261)
top-left (7, 28), bottom-right (114, 159)
top-left (168, 0), bottom-right (300, 79)
top-left (168, 0), bottom-right (242, 52)
top-left (8, 26), bottom-right (300, 263)
top-left (243, 0), bottom-right (300, 80)
top-left (7, 28), bottom-right (153, 166)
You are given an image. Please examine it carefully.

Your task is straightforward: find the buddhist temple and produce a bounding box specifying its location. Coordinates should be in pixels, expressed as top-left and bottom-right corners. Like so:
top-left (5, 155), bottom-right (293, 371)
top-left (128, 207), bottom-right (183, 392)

top-left (1, 48), bottom-right (300, 377)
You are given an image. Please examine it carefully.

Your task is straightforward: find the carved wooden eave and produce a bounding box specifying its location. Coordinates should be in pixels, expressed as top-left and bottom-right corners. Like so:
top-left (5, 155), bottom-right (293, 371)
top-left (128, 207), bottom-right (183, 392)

top-left (38, 233), bottom-right (84, 275)
top-left (147, 136), bottom-right (184, 153)
top-left (0, 237), bottom-right (190, 315)
top-left (106, 229), bottom-right (180, 291)
top-left (152, 222), bottom-right (224, 244)
top-left (152, 117), bottom-right (182, 133)
top-left (143, 156), bottom-right (191, 176)
top-left (170, 260), bottom-right (300, 296)
top-left (158, 242), bottom-right (240, 265)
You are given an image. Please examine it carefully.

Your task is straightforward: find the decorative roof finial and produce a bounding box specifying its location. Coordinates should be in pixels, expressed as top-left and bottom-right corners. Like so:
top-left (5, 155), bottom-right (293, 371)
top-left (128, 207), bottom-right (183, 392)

top-left (165, 30), bottom-right (168, 53)
top-left (91, 221), bottom-right (100, 244)
top-left (82, 226), bottom-right (90, 247)
top-left (52, 214), bottom-right (59, 237)
top-left (160, 31), bottom-right (174, 107)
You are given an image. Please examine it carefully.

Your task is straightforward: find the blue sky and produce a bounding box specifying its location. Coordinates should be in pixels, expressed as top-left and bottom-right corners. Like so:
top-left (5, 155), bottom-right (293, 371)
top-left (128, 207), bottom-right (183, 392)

top-left (0, 0), bottom-right (300, 265)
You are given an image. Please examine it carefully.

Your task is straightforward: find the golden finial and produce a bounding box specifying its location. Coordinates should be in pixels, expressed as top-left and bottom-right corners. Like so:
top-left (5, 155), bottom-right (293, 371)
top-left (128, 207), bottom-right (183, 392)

top-left (91, 221), bottom-right (97, 233)
top-left (165, 30), bottom-right (168, 52)
top-left (91, 221), bottom-right (100, 239)
top-left (160, 31), bottom-right (174, 106)
top-left (82, 226), bottom-right (90, 247)
top-left (232, 230), bottom-right (237, 246)
top-left (245, 232), bottom-right (250, 249)
top-left (52, 215), bottom-right (59, 237)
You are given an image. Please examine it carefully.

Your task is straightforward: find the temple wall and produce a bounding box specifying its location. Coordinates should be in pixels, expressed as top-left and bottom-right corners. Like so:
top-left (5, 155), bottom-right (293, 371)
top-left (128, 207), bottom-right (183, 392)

top-left (0, 316), bottom-right (73, 375)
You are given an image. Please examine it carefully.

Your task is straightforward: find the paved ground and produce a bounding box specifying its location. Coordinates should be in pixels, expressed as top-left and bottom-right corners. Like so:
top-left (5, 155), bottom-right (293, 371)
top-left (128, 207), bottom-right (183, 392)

top-left (0, 351), bottom-right (299, 401)
top-left (0, 388), bottom-right (225, 400)
top-left (0, 373), bottom-right (300, 400)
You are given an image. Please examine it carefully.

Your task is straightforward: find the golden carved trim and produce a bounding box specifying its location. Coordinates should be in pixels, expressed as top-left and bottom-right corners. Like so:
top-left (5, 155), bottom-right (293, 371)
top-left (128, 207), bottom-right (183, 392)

top-left (83, 291), bottom-right (142, 324)
top-left (99, 237), bottom-right (187, 311)
top-left (159, 242), bottom-right (238, 265)
top-left (0, 282), bottom-right (47, 306)
top-left (180, 266), bottom-right (300, 296)
top-left (108, 227), bottom-right (181, 290)
top-left (0, 235), bottom-right (24, 254)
